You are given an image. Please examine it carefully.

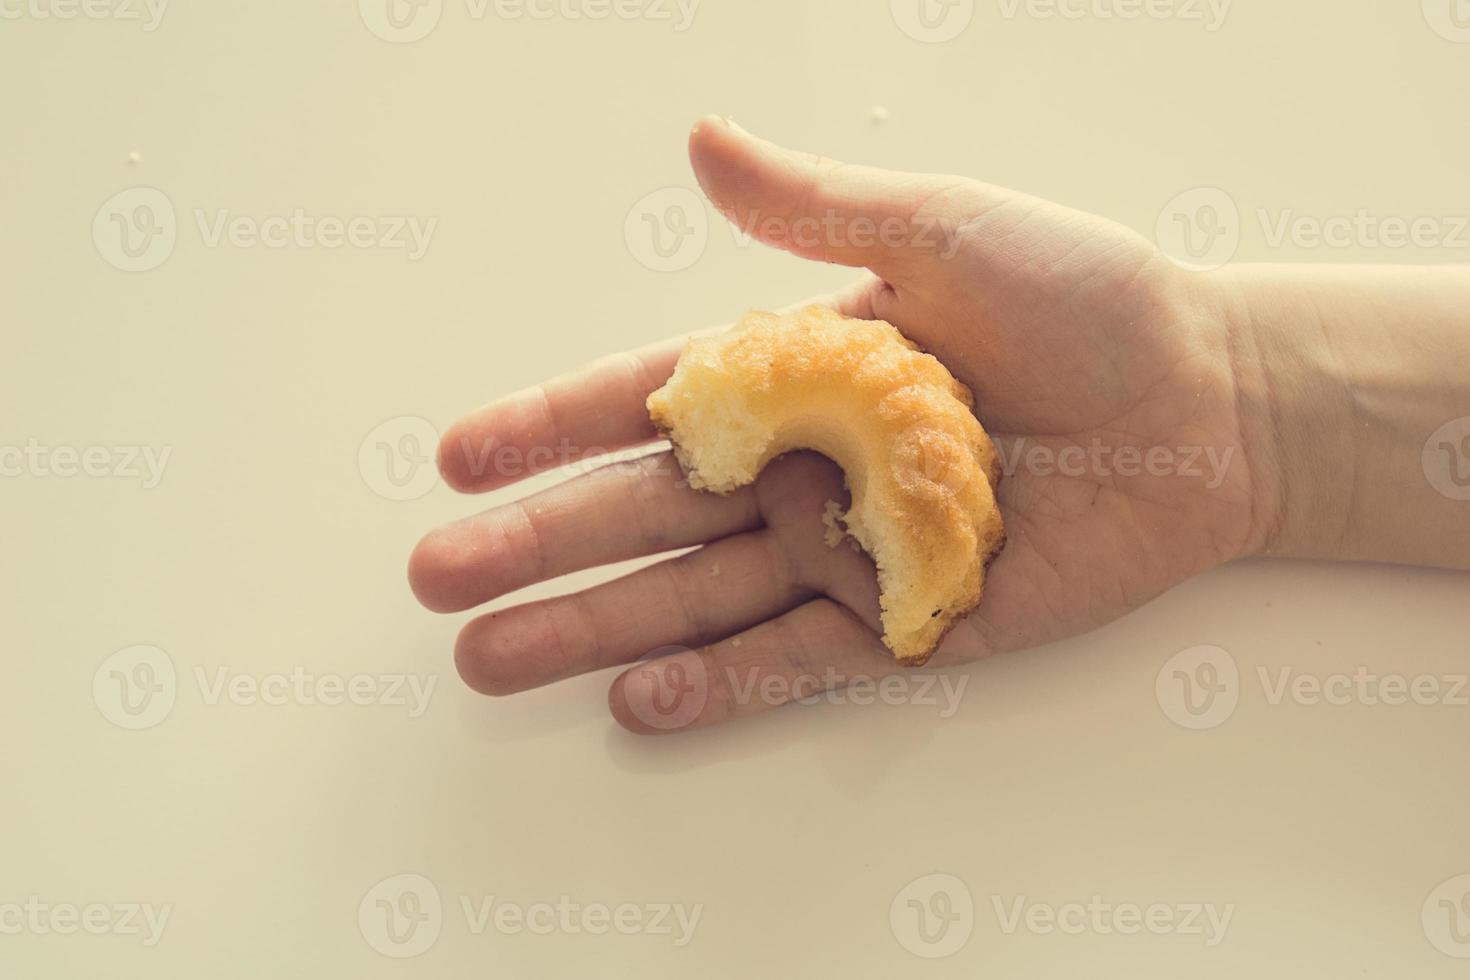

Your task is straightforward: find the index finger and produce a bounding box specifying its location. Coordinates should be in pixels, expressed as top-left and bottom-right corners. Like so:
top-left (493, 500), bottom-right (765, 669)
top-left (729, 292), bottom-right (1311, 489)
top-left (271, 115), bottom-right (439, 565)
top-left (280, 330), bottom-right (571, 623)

top-left (438, 285), bottom-right (884, 494)
top-left (437, 334), bottom-right (690, 494)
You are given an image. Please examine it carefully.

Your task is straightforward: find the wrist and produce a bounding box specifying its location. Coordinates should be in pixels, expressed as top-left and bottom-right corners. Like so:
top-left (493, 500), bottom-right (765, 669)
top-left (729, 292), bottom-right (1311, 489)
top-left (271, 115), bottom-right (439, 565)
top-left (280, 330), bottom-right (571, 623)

top-left (1206, 265), bottom-right (1358, 561)
top-left (1206, 263), bottom-right (1470, 569)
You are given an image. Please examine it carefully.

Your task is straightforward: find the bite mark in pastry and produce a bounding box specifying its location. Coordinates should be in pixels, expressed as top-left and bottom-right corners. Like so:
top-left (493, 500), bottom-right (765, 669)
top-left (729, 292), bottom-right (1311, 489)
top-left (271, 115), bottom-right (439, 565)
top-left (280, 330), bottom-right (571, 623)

top-left (646, 305), bottom-right (1005, 665)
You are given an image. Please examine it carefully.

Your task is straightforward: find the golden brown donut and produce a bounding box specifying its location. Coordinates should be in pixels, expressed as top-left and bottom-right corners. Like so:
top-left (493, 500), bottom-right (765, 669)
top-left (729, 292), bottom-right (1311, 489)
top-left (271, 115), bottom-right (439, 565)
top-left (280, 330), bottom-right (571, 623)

top-left (646, 305), bottom-right (1005, 665)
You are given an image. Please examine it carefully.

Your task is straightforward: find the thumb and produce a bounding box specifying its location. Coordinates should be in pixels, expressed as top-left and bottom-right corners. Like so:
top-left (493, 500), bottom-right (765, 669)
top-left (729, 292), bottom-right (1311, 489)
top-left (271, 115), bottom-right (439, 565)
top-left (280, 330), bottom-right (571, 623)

top-left (688, 115), bottom-right (971, 279)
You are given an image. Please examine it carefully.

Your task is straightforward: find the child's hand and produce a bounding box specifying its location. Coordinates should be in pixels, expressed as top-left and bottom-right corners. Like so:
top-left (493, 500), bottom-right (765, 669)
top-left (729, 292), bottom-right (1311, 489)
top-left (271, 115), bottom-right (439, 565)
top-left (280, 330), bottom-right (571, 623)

top-left (409, 116), bottom-right (1267, 732)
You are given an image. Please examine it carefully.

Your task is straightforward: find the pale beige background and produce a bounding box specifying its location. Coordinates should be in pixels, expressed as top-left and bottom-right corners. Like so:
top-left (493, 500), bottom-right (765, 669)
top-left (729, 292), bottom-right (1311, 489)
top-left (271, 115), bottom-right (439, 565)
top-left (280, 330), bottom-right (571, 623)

top-left (3, 0), bottom-right (1469, 976)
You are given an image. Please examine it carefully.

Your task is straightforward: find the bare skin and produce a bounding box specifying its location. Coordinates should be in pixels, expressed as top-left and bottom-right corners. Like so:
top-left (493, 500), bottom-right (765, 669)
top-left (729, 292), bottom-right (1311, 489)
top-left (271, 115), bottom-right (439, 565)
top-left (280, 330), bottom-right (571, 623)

top-left (408, 116), bottom-right (1470, 733)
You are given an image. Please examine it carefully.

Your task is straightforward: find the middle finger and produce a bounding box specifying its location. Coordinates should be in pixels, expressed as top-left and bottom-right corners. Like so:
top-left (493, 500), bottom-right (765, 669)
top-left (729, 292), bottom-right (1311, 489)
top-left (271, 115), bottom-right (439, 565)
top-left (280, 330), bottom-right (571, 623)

top-left (408, 451), bottom-right (761, 613)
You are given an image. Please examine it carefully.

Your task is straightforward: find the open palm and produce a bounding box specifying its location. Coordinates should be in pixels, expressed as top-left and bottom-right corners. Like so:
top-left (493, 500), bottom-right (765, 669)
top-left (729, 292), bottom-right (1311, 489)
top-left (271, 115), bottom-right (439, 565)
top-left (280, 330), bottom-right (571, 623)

top-left (409, 117), bottom-right (1265, 732)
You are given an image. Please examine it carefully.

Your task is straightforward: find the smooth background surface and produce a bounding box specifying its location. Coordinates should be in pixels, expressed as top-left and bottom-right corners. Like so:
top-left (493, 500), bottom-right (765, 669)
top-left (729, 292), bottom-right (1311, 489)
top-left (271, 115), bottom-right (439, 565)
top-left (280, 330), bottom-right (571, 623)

top-left (3, 1), bottom-right (1468, 976)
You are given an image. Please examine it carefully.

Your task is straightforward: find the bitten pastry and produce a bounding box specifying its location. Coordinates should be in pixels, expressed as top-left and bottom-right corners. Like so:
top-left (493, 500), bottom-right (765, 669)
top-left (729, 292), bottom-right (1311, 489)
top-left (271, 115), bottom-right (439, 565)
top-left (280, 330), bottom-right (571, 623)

top-left (646, 305), bottom-right (1005, 665)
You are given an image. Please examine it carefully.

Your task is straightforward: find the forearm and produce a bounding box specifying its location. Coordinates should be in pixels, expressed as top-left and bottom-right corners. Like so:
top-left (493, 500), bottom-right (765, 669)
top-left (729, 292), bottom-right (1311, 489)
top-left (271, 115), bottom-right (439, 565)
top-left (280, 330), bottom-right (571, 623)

top-left (1219, 264), bottom-right (1470, 569)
